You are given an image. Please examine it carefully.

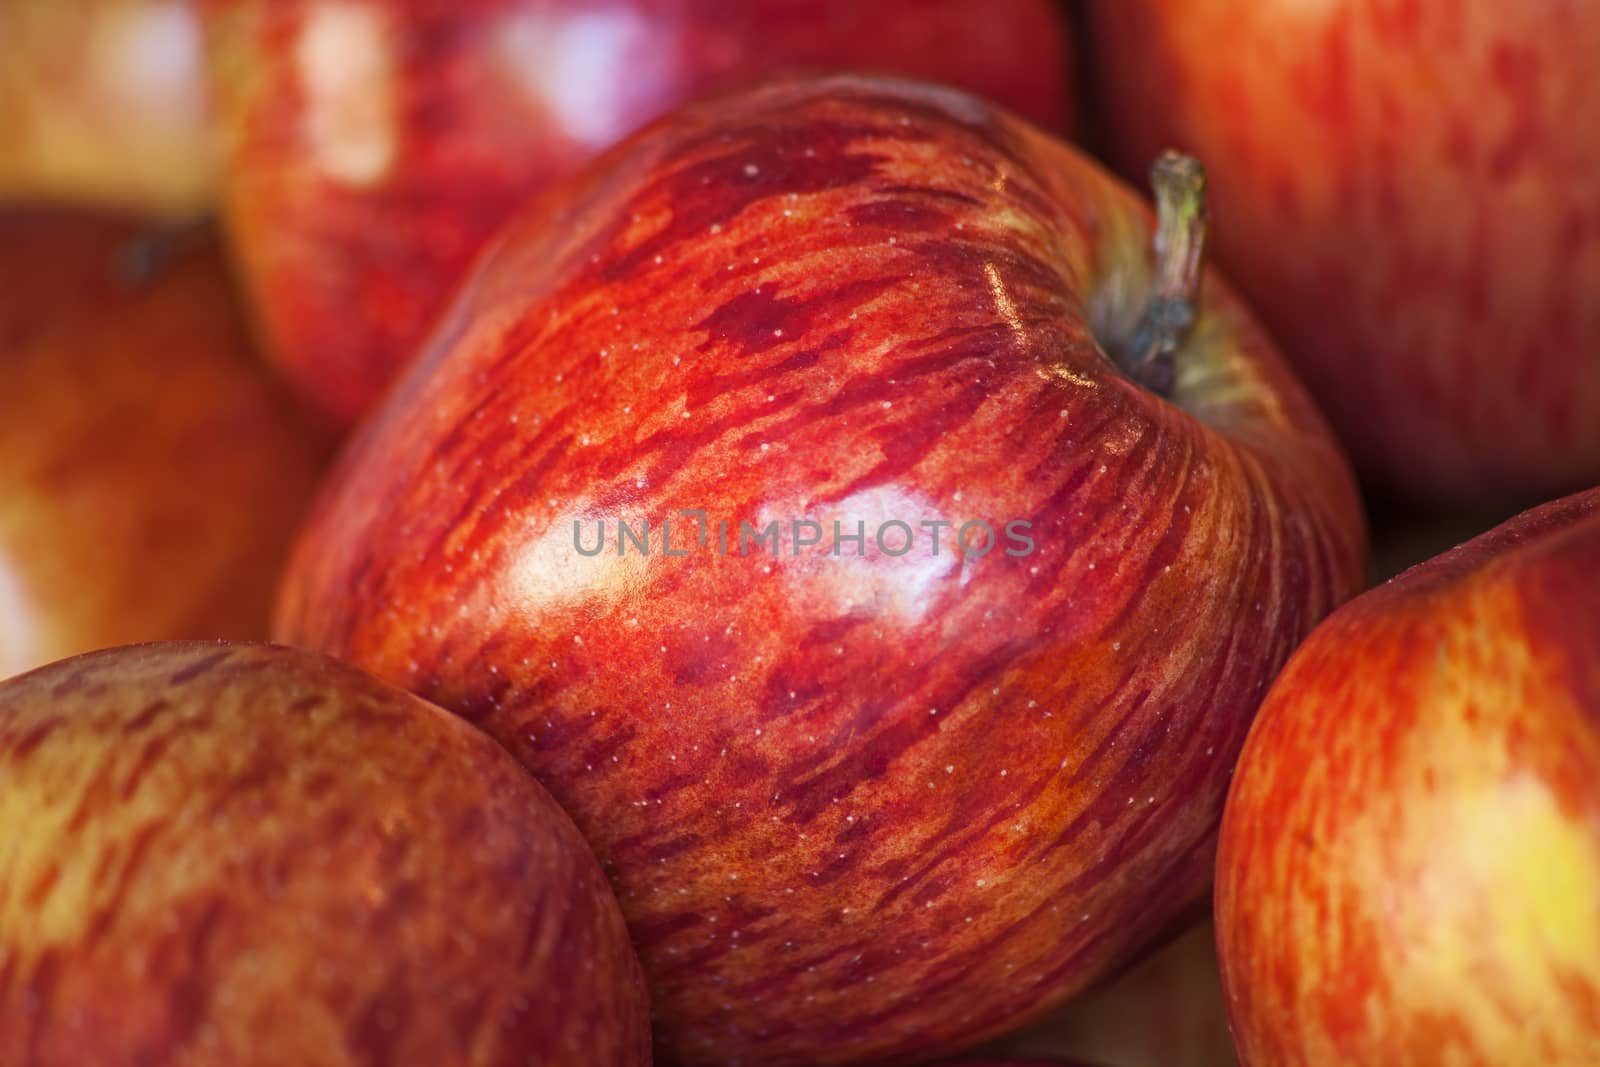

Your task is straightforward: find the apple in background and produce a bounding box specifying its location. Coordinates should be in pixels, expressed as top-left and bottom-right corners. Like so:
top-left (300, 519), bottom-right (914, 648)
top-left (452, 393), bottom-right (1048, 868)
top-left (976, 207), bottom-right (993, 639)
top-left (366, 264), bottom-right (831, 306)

top-left (0, 641), bottom-right (651, 1065)
top-left (200, 0), bottom-right (1078, 426)
top-left (1085, 1), bottom-right (1600, 505)
top-left (1216, 487), bottom-right (1600, 1065)
top-left (986, 918), bottom-right (1237, 1067)
top-left (0, 211), bottom-right (328, 680)
top-left (274, 74), bottom-right (1367, 1064)
top-left (0, 0), bottom-right (215, 218)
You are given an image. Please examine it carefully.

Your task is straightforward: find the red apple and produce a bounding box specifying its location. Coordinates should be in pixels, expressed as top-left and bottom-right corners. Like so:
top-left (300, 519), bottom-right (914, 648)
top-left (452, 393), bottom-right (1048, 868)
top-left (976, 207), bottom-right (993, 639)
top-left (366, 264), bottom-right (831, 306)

top-left (988, 918), bottom-right (1238, 1067)
top-left (0, 210), bottom-right (328, 679)
top-left (0, 641), bottom-right (650, 1065)
top-left (1216, 486), bottom-right (1600, 1065)
top-left (1085, 1), bottom-right (1600, 504)
top-left (0, 0), bottom-right (215, 218)
top-left (201, 0), bottom-right (1078, 425)
top-left (273, 74), bottom-right (1367, 1065)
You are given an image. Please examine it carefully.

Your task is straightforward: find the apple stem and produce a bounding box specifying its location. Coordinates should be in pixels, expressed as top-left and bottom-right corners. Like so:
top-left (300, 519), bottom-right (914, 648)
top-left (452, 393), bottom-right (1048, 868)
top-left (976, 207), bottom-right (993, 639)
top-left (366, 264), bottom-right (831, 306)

top-left (1120, 151), bottom-right (1208, 397)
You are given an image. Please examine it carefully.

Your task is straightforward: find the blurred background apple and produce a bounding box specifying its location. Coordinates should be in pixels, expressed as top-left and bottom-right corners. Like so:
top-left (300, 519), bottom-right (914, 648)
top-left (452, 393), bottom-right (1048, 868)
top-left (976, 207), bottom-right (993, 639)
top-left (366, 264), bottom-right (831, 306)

top-left (201, 0), bottom-right (1079, 424)
top-left (1085, 0), bottom-right (1600, 506)
top-left (0, 0), bottom-right (216, 218)
top-left (0, 210), bottom-right (328, 679)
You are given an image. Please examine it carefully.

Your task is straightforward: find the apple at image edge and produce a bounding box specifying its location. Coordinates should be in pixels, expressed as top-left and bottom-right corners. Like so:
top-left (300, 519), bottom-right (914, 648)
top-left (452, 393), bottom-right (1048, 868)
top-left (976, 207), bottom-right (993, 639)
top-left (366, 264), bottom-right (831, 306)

top-left (0, 210), bottom-right (327, 679)
top-left (201, 0), bottom-right (1080, 426)
top-left (1085, 0), bottom-right (1600, 505)
top-left (0, 641), bottom-right (651, 1065)
top-left (1217, 485), bottom-right (1600, 1065)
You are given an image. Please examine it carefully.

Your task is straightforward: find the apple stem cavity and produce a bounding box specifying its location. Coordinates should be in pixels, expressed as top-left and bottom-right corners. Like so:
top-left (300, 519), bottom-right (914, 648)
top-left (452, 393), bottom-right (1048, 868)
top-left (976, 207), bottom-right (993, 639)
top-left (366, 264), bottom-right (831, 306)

top-left (1119, 151), bottom-right (1209, 397)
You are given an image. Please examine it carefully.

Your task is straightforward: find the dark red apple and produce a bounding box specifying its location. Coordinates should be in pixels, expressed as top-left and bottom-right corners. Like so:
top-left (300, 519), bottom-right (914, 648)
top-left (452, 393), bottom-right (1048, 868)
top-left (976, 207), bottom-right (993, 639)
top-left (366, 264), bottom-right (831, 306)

top-left (1217, 487), bottom-right (1600, 1064)
top-left (201, 0), bottom-right (1078, 424)
top-left (0, 211), bottom-right (328, 679)
top-left (0, 641), bottom-right (650, 1065)
top-left (1085, 1), bottom-right (1600, 504)
top-left (0, 0), bottom-right (215, 218)
top-left (274, 75), bottom-right (1367, 1065)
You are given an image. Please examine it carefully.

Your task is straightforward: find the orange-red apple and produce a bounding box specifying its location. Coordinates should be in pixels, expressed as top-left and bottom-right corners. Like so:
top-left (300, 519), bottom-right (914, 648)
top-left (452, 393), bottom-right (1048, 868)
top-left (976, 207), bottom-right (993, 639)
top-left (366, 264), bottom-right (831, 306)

top-left (1217, 486), bottom-right (1600, 1064)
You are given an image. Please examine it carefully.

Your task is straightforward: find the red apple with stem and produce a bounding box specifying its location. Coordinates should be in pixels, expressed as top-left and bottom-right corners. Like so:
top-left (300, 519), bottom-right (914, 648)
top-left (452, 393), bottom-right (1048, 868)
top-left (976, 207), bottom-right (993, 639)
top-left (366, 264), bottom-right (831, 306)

top-left (0, 0), bottom-right (215, 218)
top-left (201, 0), bottom-right (1078, 425)
top-left (0, 210), bottom-right (328, 680)
top-left (1085, 1), bottom-right (1600, 505)
top-left (1216, 486), bottom-right (1600, 1065)
top-left (0, 641), bottom-right (650, 1065)
top-left (274, 75), bottom-right (1367, 1065)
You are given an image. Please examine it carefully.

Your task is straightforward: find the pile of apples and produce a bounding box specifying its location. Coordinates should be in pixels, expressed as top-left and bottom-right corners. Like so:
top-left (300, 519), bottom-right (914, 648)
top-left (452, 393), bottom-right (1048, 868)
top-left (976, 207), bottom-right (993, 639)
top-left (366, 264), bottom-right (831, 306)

top-left (2, 2), bottom-right (1596, 1065)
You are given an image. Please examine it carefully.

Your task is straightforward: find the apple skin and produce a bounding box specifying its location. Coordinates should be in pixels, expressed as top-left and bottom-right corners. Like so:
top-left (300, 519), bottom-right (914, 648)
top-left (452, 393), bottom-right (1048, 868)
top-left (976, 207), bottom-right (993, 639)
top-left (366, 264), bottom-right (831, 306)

top-left (273, 74), bottom-right (1368, 1065)
top-left (1215, 487), bottom-right (1600, 1065)
top-left (201, 0), bottom-right (1077, 425)
top-left (0, 211), bottom-right (331, 680)
top-left (0, 0), bottom-right (215, 218)
top-left (1084, 1), bottom-right (1600, 505)
top-left (0, 641), bottom-right (651, 1066)
top-left (987, 917), bottom-right (1237, 1067)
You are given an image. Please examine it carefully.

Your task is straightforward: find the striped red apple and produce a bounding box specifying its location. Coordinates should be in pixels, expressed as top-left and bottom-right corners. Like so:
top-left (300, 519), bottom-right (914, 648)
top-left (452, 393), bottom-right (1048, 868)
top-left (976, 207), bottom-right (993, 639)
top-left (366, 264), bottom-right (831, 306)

top-left (201, 0), bottom-right (1078, 425)
top-left (1217, 486), bottom-right (1600, 1064)
top-left (0, 642), bottom-right (650, 1065)
top-left (274, 75), bottom-right (1367, 1064)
